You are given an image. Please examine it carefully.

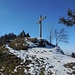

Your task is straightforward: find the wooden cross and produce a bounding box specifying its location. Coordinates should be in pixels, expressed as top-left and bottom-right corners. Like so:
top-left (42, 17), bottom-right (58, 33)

top-left (36, 15), bottom-right (46, 38)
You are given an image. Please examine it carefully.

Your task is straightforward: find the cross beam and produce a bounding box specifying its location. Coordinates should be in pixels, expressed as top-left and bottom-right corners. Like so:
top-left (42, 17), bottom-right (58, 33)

top-left (36, 15), bottom-right (46, 38)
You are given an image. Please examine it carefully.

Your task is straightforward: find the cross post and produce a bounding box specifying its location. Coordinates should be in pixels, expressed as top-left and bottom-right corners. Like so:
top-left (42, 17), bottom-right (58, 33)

top-left (36, 15), bottom-right (46, 38)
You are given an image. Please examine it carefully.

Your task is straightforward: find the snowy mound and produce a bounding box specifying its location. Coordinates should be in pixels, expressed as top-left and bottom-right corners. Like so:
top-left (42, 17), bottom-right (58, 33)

top-left (5, 44), bottom-right (75, 75)
top-left (8, 37), bottom-right (55, 49)
top-left (8, 37), bottom-right (64, 54)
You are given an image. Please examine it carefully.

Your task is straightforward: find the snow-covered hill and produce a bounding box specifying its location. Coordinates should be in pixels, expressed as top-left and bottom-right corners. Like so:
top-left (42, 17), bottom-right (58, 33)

top-left (0, 37), bottom-right (75, 75)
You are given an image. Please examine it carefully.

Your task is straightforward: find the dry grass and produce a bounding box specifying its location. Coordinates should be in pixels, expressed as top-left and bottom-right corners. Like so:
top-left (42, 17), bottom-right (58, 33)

top-left (64, 62), bottom-right (75, 75)
top-left (0, 41), bottom-right (4, 47)
top-left (64, 62), bottom-right (75, 70)
top-left (9, 37), bottom-right (29, 50)
top-left (0, 45), bottom-right (8, 52)
top-left (0, 51), bottom-right (25, 75)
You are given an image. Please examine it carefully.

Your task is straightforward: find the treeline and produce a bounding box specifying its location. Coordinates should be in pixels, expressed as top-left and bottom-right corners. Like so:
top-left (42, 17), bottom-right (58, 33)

top-left (0, 30), bottom-right (30, 46)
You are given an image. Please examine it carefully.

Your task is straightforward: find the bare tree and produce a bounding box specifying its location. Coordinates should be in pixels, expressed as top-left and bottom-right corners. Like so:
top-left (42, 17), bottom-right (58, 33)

top-left (47, 25), bottom-right (55, 44)
top-left (54, 28), bottom-right (69, 46)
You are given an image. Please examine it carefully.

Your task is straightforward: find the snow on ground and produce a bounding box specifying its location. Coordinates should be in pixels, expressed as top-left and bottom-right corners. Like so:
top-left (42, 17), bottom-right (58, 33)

top-left (6, 45), bottom-right (75, 75)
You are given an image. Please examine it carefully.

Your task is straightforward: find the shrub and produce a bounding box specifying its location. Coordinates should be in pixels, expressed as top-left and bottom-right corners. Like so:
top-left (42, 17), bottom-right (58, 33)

top-left (27, 38), bottom-right (37, 43)
top-left (38, 39), bottom-right (46, 47)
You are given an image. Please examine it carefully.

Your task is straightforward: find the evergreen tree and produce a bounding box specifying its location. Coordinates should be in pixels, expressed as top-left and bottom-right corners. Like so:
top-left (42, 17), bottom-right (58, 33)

top-left (26, 33), bottom-right (30, 37)
top-left (59, 8), bottom-right (75, 26)
top-left (19, 30), bottom-right (26, 37)
top-left (19, 30), bottom-right (30, 37)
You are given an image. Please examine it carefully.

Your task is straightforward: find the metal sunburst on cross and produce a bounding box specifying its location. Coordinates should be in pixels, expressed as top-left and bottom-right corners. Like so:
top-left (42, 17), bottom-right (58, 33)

top-left (36, 15), bottom-right (46, 38)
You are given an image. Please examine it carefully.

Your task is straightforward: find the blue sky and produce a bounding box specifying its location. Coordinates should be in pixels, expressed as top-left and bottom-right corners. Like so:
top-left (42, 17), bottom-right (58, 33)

top-left (0, 0), bottom-right (75, 53)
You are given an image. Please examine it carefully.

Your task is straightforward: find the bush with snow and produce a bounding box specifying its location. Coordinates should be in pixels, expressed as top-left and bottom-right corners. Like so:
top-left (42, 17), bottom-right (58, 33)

top-left (71, 52), bottom-right (75, 58)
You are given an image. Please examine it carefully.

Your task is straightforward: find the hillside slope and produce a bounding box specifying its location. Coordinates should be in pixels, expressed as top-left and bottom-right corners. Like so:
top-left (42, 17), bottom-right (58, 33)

top-left (0, 37), bottom-right (75, 75)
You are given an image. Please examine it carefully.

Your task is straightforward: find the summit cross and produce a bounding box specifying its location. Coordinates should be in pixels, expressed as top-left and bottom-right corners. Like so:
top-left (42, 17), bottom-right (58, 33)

top-left (36, 15), bottom-right (46, 38)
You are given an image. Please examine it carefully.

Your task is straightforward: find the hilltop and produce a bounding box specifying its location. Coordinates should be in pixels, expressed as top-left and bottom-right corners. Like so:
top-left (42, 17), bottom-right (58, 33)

top-left (0, 37), bottom-right (75, 75)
